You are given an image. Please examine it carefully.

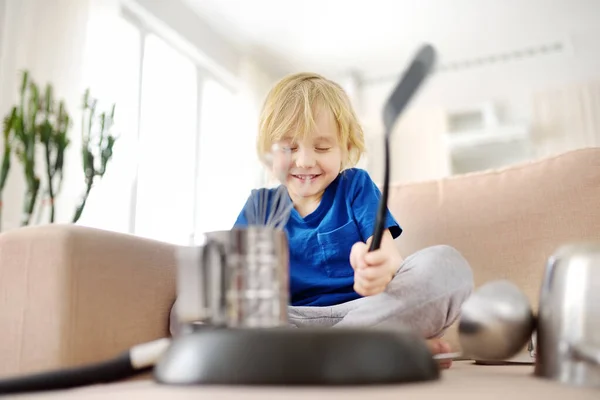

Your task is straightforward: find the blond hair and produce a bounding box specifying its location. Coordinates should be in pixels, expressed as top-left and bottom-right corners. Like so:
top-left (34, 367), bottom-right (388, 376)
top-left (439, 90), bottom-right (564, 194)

top-left (257, 72), bottom-right (365, 169)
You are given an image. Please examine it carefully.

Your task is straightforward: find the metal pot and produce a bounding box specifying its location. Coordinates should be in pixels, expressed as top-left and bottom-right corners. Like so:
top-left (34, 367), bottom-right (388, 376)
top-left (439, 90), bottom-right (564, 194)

top-left (535, 242), bottom-right (600, 388)
top-left (174, 227), bottom-right (290, 330)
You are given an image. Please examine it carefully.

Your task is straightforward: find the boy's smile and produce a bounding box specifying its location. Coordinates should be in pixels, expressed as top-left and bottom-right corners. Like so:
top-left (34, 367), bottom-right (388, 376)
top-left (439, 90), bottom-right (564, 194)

top-left (290, 173), bottom-right (324, 187)
top-left (291, 173), bottom-right (322, 181)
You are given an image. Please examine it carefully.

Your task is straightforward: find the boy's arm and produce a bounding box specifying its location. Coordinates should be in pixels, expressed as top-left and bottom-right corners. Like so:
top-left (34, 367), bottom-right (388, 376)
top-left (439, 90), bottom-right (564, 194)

top-left (365, 229), bottom-right (404, 266)
top-left (351, 229), bottom-right (403, 272)
top-left (350, 229), bottom-right (404, 295)
top-left (366, 229), bottom-right (400, 251)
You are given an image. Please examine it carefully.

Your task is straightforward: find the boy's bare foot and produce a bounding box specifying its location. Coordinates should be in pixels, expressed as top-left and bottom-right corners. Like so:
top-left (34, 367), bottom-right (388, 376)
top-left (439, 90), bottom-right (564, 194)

top-left (426, 338), bottom-right (453, 369)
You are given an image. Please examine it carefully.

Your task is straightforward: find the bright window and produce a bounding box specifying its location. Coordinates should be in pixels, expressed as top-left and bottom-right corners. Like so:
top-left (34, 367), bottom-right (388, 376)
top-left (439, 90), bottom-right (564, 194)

top-left (195, 79), bottom-right (241, 234)
top-left (134, 33), bottom-right (198, 245)
top-left (77, 14), bottom-right (141, 234)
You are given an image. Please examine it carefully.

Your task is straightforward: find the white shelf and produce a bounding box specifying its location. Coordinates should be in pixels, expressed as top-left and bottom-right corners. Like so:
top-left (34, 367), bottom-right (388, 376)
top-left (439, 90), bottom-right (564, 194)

top-left (444, 124), bottom-right (529, 152)
top-left (444, 123), bottom-right (532, 175)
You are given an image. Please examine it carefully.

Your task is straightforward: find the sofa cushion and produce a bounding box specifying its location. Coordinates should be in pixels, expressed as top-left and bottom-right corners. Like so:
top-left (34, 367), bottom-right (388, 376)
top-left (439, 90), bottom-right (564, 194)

top-left (387, 147), bottom-right (600, 351)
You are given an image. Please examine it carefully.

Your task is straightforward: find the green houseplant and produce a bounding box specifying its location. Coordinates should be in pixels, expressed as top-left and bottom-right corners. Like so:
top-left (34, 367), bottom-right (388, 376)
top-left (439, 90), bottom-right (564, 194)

top-left (0, 107), bottom-right (16, 231)
top-left (72, 88), bottom-right (118, 223)
top-left (0, 70), bottom-right (118, 229)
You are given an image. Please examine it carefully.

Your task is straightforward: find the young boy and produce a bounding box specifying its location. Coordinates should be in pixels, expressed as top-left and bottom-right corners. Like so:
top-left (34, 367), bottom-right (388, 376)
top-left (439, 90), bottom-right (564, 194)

top-left (170, 72), bottom-right (473, 369)
top-left (232, 72), bottom-right (474, 369)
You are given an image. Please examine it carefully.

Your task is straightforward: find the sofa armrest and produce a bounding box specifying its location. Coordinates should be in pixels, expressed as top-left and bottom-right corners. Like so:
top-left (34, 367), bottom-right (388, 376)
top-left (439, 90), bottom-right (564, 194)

top-left (0, 224), bottom-right (176, 378)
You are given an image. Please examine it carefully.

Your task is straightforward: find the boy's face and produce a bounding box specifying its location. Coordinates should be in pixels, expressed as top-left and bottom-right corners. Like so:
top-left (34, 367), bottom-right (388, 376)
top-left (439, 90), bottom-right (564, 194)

top-left (272, 107), bottom-right (344, 203)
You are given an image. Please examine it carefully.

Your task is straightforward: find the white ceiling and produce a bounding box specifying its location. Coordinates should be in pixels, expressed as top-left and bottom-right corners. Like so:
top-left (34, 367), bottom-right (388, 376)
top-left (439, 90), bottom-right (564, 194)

top-left (183, 0), bottom-right (599, 79)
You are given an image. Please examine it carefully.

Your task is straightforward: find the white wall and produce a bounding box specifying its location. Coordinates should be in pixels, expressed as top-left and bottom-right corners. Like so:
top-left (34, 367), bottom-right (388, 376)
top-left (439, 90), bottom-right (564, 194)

top-left (360, 29), bottom-right (600, 185)
top-left (0, 0), bottom-right (5, 58)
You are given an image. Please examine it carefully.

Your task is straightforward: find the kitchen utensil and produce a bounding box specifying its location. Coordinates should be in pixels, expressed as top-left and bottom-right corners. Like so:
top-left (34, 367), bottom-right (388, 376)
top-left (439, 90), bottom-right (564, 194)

top-left (458, 279), bottom-right (536, 361)
top-left (534, 242), bottom-right (600, 388)
top-left (155, 327), bottom-right (439, 385)
top-left (369, 44), bottom-right (436, 251)
top-left (430, 280), bottom-right (535, 363)
top-left (175, 227), bottom-right (290, 330)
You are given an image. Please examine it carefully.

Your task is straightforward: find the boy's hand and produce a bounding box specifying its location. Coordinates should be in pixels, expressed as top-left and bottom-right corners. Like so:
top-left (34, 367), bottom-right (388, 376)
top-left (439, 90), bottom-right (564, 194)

top-left (349, 230), bottom-right (402, 296)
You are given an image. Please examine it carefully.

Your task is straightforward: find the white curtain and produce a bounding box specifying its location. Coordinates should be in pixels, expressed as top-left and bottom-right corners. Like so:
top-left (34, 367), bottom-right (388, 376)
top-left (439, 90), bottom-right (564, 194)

top-left (531, 79), bottom-right (600, 158)
top-left (0, 0), bottom-right (121, 231)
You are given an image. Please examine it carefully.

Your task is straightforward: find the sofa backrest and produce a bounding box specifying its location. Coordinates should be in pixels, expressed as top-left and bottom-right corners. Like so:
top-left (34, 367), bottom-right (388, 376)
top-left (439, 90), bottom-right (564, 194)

top-left (387, 147), bottom-right (600, 313)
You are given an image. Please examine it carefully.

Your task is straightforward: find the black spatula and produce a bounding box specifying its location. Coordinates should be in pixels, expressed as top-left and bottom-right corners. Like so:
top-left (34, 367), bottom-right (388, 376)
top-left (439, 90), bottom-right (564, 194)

top-left (369, 44), bottom-right (436, 250)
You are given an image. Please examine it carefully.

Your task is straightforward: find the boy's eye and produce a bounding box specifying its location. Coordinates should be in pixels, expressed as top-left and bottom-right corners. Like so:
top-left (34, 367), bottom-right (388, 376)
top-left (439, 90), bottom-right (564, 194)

top-left (316, 147), bottom-right (331, 152)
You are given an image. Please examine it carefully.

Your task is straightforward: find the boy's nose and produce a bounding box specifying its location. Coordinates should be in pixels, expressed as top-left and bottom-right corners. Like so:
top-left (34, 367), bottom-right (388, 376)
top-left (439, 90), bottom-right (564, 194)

top-left (295, 148), bottom-right (316, 168)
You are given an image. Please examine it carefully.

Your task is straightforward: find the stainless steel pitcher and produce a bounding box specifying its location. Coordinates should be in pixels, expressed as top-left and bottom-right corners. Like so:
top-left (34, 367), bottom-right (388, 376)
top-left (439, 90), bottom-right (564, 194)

top-left (535, 242), bottom-right (600, 388)
top-left (174, 227), bottom-right (290, 330)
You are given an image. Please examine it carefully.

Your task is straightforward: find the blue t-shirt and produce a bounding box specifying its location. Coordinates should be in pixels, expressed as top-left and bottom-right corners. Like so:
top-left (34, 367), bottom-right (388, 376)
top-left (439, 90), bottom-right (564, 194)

top-left (233, 168), bottom-right (402, 307)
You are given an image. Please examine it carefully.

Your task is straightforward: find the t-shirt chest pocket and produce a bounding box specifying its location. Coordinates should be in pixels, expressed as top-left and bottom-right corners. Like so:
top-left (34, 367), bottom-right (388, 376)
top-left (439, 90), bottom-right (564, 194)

top-left (317, 220), bottom-right (362, 278)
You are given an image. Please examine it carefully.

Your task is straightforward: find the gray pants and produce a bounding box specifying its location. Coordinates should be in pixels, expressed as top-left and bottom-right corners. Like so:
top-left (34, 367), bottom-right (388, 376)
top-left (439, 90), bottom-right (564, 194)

top-left (288, 245), bottom-right (473, 339)
top-left (170, 245), bottom-right (473, 339)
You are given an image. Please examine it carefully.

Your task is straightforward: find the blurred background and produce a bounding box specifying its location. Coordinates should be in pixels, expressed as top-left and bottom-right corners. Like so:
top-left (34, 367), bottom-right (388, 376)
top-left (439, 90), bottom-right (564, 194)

top-left (0, 0), bottom-right (599, 245)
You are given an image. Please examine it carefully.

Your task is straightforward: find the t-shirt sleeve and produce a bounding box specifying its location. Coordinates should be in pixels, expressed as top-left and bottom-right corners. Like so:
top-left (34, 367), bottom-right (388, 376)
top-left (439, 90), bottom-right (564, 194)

top-left (232, 191), bottom-right (254, 228)
top-left (348, 169), bottom-right (402, 241)
top-left (233, 207), bottom-right (248, 227)
top-left (232, 189), bottom-right (273, 228)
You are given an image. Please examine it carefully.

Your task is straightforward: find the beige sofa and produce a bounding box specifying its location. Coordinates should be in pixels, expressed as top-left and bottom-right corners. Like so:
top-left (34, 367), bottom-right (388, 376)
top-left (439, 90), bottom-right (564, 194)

top-left (2, 147), bottom-right (600, 398)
